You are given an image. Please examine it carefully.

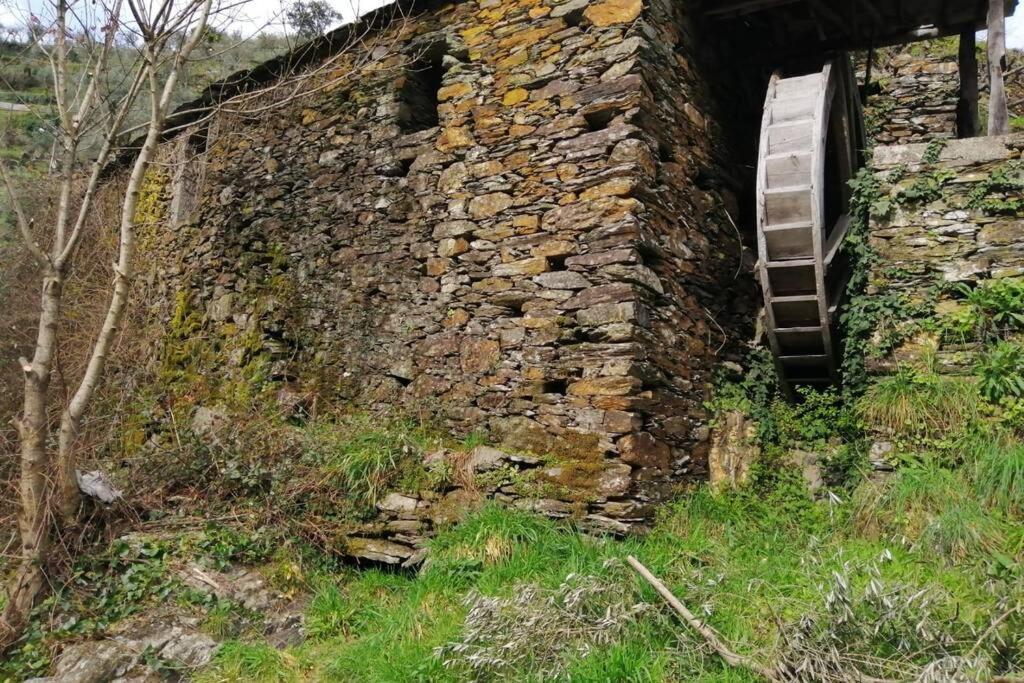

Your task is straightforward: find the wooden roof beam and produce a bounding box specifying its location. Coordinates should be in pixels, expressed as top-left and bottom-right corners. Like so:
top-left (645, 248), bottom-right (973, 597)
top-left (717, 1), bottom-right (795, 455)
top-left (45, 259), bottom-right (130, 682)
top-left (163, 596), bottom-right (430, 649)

top-left (852, 0), bottom-right (885, 25)
top-left (703, 0), bottom-right (801, 19)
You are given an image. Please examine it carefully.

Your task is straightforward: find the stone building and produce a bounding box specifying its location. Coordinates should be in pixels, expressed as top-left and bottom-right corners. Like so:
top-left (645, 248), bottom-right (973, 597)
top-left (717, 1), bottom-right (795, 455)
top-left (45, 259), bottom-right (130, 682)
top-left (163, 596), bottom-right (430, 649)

top-left (136, 0), bottom-right (762, 519)
top-left (865, 49), bottom-right (961, 144)
top-left (115, 0), bottom-right (1012, 522)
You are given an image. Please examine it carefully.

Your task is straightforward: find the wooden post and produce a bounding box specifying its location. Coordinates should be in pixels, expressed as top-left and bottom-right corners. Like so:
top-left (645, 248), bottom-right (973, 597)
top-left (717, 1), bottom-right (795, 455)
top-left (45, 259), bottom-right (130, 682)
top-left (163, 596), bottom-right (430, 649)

top-left (987, 0), bottom-right (1009, 135)
top-left (958, 29), bottom-right (979, 138)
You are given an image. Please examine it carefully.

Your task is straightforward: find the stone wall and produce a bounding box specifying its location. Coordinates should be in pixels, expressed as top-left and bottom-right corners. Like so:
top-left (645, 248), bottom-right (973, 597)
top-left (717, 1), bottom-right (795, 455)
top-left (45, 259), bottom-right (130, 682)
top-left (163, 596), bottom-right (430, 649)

top-left (865, 134), bottom-right (1024, 374)
top-left (132, 0), bottom-right (755, 523)
top-left (864, 47), bottom-right (960, 145)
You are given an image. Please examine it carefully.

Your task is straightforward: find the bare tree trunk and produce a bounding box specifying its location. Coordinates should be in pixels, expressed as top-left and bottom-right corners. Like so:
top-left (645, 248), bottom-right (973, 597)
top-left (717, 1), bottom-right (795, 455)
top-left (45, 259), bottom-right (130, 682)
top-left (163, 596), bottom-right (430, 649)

top-left (1, 0), bottom-right (215, 648)
top-left (958, 29), bottom-right (979, 138)
top-left (55, 152), bottom-right (146, 521)
top-left (56, 48), bottom-right (187, 522)
top-left (1, 270), bottom-right (62, 647)
top-left (988, 0), bottom-right (1009, 136)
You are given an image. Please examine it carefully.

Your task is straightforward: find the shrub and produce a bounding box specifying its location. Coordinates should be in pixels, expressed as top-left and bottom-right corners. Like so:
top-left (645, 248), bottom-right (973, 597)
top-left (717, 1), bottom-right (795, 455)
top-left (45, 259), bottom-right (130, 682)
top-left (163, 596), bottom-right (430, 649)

top-left (975, 341), bottom-right (1024, 403)
top-left (708, 352), bottom-right (860, 452)
top-left (957, 278), bottom-right (1024, 338)
top-left (777, 558), bottom-right (986, 682)
top-left (434, 565), bottom-right (648, 680)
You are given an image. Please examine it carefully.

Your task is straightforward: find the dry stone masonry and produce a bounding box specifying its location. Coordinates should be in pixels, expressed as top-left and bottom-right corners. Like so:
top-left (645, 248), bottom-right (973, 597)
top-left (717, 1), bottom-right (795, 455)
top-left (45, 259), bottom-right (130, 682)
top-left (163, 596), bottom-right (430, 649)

top-left (864, 47), bottom-right (960, 145)
top-left (866, 133), bottom-right (1024, 374)
top-left (134, 0), bottom-right (755, 526)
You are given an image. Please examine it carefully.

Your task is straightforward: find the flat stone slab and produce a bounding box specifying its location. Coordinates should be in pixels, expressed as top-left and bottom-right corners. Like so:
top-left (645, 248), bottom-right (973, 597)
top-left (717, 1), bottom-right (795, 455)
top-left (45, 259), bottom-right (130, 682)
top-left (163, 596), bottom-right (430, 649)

top-left (873, 133), bottom-right (1024, 169)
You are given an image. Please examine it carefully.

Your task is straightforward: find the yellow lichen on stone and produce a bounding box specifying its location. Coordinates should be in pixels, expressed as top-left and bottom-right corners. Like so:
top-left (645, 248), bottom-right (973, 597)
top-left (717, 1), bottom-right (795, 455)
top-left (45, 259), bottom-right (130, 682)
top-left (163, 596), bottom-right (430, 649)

top-left (438, 82), bottom-right (472, 101)
top-left (503, 88), bottom-right (529, 106)
top-left (477, 6), bottom-right (508, 22)
top-left (436, 126), bottom-right (476, 151)
top-left (509, 124), bottom-right (536, 137)
top-left (498, 52), bottom-right (529, 70)
top-left (580, 177), bottom-right (634, 201)
top-left (584, 0), bottom-right (642, 26)
top-left (498, 25), bottom-right (559, 50)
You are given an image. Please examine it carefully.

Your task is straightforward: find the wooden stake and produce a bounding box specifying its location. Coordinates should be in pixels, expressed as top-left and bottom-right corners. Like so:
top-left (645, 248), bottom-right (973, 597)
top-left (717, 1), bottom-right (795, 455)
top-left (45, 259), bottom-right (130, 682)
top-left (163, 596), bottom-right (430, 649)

top-left (958, 29), bottom-right (979, 138)
top-left (987, 0), bottom-right (1009, 135)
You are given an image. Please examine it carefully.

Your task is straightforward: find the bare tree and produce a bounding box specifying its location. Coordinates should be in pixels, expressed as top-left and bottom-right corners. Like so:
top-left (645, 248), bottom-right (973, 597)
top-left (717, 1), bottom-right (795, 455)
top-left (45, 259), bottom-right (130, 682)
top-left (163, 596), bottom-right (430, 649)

top-left (0, 0), bottom-right (217, 649)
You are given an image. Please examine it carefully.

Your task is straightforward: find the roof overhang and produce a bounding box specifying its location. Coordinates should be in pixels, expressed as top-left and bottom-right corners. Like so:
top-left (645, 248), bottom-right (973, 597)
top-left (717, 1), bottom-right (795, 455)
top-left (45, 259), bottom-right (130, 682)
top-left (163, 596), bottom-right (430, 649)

top-left (701, 0), bottom-right (1018, 56)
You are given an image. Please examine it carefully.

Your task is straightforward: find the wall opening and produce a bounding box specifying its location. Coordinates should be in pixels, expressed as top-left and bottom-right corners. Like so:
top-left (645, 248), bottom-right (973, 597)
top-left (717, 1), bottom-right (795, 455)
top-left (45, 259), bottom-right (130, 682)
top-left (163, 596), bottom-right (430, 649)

top-left (397, 50), bottom-right (445, 133)
top-left (584, 108), bottom-right (618, 132)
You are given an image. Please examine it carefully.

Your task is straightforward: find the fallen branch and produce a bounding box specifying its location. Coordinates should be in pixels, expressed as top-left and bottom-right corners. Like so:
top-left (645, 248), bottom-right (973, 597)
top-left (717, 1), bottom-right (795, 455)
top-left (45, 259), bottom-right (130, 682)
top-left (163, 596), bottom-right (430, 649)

top-left (626, 555), bottom-right (781, 681)
top-left (626, 556), bottom-right (907, 683)
top-left (968, 606), bottom-right (1019, 660)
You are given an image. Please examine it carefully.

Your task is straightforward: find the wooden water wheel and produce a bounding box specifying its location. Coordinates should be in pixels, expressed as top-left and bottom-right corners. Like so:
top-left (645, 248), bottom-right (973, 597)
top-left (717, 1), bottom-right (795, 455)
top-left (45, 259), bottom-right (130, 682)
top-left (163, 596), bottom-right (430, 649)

top-left (755, 54), bottom-right (863, 393)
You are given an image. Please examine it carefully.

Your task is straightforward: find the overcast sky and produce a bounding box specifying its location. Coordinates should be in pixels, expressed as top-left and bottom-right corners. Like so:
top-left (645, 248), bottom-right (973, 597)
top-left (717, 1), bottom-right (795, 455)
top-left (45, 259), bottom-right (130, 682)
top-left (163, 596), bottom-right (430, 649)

top-left (2, 0), bottom-right (1023, 47)
top-left (233, 1), bottom-right (1024, 47)
top-left (238, 1), bottom-right (1024, 46)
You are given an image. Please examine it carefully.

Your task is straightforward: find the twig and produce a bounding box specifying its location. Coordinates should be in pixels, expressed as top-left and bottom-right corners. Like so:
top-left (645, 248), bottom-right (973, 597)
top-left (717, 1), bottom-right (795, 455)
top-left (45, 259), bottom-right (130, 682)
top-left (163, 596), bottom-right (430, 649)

top-left (626, 555), bottom-right (781, 682)
top-left (723, 208), bottom-right (745, 280)
top-left (967, 605), bottom-right (1019, 660)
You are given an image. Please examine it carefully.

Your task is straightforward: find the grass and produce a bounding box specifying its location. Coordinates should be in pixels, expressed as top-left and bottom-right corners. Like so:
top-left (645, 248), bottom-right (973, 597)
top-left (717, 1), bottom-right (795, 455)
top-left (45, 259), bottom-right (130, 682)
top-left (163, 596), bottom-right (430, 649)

top-left (973, 439), bottom-right (1024, 516)
top-left (5, 366), bottom-right (1022, 682)
top-left (919, 500), bottom-right (1002, 565)
top-left (852, 462), bottom-right (964, 539)
top-left (859, 367), bottom-right (981, 438)
top-left (6, 416), bottom-right (1021, 682)
top-left (203, 642), bottom-right (291, 682)
top-left (192, 462), bottom-right (1021, 682)
top-left (299, 414), bottom-right (438, 508)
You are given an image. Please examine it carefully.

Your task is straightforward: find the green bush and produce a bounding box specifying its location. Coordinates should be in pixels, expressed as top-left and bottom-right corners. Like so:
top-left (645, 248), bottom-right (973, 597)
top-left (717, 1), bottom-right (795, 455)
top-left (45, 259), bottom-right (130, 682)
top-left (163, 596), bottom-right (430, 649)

top-left (976, 341), bottom-right (1024, 403)
top-left (957, 278), bottom-right (1024, 338)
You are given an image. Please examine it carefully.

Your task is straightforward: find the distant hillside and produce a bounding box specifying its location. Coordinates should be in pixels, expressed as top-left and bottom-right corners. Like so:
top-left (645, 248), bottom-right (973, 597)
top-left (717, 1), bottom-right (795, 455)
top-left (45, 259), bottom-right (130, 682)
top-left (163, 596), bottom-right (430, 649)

top-left (0, 31), bottom-right (297, 245)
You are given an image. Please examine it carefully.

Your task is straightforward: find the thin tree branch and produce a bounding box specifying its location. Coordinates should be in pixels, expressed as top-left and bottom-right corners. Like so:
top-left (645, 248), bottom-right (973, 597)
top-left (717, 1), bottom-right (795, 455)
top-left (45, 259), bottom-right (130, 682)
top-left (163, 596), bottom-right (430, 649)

top-left (0, 162), bottom-right (48, 266)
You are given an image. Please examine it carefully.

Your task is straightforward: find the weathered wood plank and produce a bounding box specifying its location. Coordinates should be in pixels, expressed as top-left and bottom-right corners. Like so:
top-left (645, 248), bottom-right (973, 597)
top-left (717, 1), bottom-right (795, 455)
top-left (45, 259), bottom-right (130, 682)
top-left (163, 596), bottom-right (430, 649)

top-left (766, 152), bottom-right (812, 188)
top-left (764, 187), bottom-right (812, 225)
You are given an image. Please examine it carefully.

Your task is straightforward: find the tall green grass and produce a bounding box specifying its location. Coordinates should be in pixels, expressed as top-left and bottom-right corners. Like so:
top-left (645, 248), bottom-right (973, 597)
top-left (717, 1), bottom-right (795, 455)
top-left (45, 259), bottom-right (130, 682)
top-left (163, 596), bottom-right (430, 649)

top-left (971, 439), bottom-right (1024, 516)
top-left (195, 467), bottom-right (1021, 682)
top-left (859, 368), bottom-right (980, 437)
top-left (299, 414), bottom-right (437, 507)
top-left (201, 642), bottom-right (291, 682)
